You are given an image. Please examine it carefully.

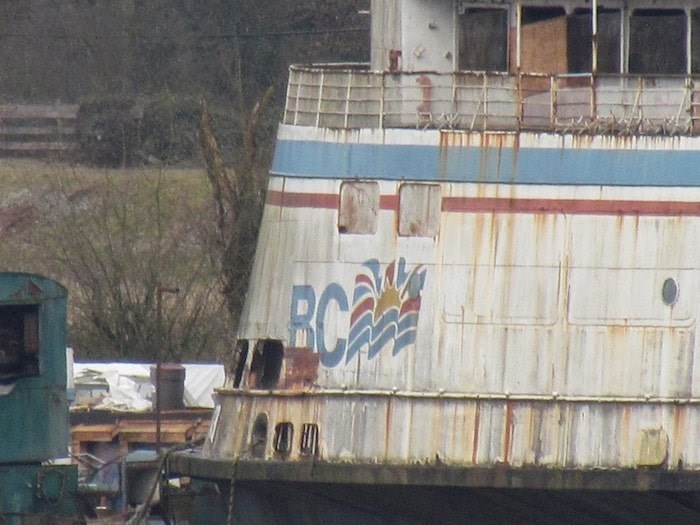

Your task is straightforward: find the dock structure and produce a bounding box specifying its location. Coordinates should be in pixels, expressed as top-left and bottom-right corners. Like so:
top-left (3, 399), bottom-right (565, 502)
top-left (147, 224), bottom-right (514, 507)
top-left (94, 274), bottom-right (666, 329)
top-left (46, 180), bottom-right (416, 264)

top-left (169, 2), bottom-right (700, 522)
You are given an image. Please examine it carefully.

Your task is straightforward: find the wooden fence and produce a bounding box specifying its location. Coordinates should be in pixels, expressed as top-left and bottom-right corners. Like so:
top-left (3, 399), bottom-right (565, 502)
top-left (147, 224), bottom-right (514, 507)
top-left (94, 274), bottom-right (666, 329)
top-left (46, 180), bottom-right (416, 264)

top-left (0, 104), bottom-right (79, 158)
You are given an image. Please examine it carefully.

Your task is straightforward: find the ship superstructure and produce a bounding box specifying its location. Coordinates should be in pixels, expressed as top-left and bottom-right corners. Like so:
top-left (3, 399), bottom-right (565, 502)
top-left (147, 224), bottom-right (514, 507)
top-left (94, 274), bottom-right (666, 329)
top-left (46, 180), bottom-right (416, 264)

top-left (170, 2), bottom-right (700, 522)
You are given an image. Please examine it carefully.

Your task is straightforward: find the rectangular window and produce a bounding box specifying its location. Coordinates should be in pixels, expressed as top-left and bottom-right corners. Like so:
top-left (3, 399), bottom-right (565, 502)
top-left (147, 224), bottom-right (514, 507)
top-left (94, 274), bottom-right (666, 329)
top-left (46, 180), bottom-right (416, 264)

top-left (399, 184), bottom-right (441, 237)
top-left (338, 181), bottom-right (379, 234)
top-left (567, 9), bottom-right (621, 73)
top-left (630, 10), bottom-right (686, 74)
top-left (273, 422), bottom-right (294, 457)
top-left (300, 423), bottom-right (319, 457)
top-left (459, 8), bottom-right (508, 72)
top-left (691, 10), bottom-right (700, 73)
top-left (0, 304), bottom-right (40, 381)
top-left (521, 7), bottom-right (567, 75)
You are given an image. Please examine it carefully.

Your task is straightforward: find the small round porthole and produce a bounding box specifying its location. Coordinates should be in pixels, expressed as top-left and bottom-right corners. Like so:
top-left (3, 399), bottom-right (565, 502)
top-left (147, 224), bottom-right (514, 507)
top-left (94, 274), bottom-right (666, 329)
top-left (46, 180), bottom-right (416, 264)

top-left (661, 278), bottom-right (679, 306)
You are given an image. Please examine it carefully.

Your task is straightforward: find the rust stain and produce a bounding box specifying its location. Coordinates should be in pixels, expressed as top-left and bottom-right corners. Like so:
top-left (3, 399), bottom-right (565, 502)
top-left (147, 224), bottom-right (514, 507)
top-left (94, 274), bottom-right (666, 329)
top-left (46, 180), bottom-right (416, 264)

top-left (672, 405), bottom-right (686, 468)
top-left (620, 405), bottom-right (631, 459)
top-left (503, 401), bottom-right (514, 465)
top-left (281, 347), bottom-right (320, 390)
top-left (416, 75), bottom-right (432, 115)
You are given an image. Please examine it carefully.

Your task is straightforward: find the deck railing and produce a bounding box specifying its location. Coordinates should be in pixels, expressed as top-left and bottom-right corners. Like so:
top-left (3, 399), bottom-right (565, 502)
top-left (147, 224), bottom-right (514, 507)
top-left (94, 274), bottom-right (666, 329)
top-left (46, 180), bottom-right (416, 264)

top-left (284, 64), bottom-right (700, 135)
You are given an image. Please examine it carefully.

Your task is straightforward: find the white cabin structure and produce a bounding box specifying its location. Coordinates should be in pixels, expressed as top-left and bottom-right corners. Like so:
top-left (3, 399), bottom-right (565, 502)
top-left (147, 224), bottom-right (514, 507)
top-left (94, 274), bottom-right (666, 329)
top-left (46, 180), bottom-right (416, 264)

top-left (170, 2), bottom-right (700, 522)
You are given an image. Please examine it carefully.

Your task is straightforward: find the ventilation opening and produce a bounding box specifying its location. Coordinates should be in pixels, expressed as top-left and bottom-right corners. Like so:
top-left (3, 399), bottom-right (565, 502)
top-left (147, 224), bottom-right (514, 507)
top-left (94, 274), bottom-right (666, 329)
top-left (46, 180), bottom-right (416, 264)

top-left (0, 304), bottom-right (40, 383)
top-left (300, 423), bottom-right (319, 458)
top-left (273, 422), bottom-right (294, 458)
top-left (250, 339), bottom-right (284, 389)
top-left (251, 413), bottom-right (268, 458)
top-left (232, 339), bottom-right (249, 388)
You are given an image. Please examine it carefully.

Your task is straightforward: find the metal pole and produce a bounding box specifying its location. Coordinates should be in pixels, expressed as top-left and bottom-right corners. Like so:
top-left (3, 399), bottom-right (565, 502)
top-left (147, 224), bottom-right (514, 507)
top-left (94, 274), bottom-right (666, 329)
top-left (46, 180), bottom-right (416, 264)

top-left (155, 283), bottom-right (179, 454)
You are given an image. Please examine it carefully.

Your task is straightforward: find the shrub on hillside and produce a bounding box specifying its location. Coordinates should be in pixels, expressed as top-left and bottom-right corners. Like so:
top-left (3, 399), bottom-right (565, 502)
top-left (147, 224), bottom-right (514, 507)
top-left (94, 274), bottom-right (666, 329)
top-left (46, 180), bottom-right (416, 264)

top-left (141, 95), bottom-right (200, 164)
top-left (76, 97), bottom-right (143, 168)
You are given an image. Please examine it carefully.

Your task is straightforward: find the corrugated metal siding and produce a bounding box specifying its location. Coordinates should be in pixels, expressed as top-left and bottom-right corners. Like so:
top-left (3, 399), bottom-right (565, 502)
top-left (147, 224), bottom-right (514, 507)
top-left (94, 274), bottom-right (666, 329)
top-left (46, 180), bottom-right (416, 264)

top-left (208, 394), bottom-right (700, 470)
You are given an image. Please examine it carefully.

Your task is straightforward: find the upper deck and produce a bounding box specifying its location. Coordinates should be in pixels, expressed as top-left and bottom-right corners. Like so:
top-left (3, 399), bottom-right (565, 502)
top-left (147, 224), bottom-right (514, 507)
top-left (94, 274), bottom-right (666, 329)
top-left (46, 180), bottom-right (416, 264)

top-left (284, 1), bottom-right (700, 136)
top-left (285, 65), bottom-right (700, 135)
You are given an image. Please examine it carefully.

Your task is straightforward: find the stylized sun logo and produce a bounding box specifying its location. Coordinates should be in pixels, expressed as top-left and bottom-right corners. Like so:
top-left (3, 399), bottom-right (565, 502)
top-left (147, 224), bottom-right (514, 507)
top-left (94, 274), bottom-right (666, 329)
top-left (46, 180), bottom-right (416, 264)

top-left (346, 257), bottom-right (426, 362)
top-left (374, 284), bottom-right (400, 322)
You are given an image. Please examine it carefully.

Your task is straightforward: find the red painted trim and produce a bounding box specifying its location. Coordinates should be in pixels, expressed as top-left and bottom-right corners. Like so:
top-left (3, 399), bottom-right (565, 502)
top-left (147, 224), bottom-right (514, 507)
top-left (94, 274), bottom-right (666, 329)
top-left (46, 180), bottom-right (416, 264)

top-left (442, 197), bottom-right (700, 216)
top-left (379, 195), bottom-right (399, 209)
top-left (267, 190), bottom-right (700, 216)
top-left (267, 190), bottom-right (339, 208)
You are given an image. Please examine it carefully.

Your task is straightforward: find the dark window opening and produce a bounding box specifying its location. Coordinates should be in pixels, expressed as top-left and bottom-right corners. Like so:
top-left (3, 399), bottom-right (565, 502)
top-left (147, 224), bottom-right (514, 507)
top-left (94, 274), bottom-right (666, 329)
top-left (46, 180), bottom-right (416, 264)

top-left (232, 339), bottom-right (249, 388)
top-left (522, 7), bottom-right (566, 26)
top-left (630, 10), bottom-right (686, 74)
top-left (691, 10), bottom-right (700, 73)
top-left (0, 304), bottom-right (39, 382)
top-left (249, 339), bottom-right (283, 389)
top-left (300, 423), bottom-right (319, 458)
top-left (568, 9), bottom-right (621, 73)
top-left (459, 8), bottom-right (508, 72)
top-left (251, 413), bottom-right (268, 458)
top-left (273, 422), bottom-right (294, 457)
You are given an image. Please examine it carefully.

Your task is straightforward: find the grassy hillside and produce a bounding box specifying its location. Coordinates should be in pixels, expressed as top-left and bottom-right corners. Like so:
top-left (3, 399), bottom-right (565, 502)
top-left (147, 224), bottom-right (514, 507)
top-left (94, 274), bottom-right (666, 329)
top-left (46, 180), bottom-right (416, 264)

top-left (0, 159), bottom-right (231, 362)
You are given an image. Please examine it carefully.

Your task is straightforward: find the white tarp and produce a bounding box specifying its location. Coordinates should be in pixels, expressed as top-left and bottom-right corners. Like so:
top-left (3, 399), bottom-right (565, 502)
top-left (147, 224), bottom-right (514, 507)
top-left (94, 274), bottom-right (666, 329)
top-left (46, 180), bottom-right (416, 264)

top-left (72, 361), bottom-right (225, 411)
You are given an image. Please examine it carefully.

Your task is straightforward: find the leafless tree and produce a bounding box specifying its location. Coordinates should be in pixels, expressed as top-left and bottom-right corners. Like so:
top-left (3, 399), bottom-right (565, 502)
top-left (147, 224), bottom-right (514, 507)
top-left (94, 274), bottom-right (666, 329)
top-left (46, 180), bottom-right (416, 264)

top-left (43, 168), bottom-right (229, 362)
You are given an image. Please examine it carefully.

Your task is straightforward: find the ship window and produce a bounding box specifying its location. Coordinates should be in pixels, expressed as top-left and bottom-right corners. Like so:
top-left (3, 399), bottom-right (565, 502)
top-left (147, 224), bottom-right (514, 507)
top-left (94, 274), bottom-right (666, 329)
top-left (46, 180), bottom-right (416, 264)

top-left (249, 339), bottom-right (283, 389)
top-left (399, 184), bottom-right (441, 237)
top-left (251, 413), bottom-right (268, 458)
top-left (273, 422), bottom-right (294, 457)
top-left (300, 423), bottom-right (319, 457)
top-left (567, 9), bottom-right (621, 74)
top-left (629, 10), bottom-right (686, 74)
top-left (338, 181), bottom-right (379, 235)
top-left (662, 278), bottom-right (679, 306)
top-left (458, 8), bottom-right (508, 72)
top-left (521, 7), bottom-right (567, 74)
top-left (0, 304), bottom-right (40, 382)
top-left (691, 11), bottom-right (700, 73)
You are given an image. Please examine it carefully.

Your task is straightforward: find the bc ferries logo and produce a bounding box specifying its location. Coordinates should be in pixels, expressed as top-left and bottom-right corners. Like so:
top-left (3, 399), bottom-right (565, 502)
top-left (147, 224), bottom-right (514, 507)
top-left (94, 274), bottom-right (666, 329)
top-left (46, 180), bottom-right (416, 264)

top-left (289, 258), bottom-right (426, 367)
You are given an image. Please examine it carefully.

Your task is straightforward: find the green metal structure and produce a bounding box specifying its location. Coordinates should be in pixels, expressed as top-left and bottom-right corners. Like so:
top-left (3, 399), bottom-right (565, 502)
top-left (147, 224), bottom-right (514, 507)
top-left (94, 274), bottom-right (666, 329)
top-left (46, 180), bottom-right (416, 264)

top-left (0, 273), bottom-right (80, 524)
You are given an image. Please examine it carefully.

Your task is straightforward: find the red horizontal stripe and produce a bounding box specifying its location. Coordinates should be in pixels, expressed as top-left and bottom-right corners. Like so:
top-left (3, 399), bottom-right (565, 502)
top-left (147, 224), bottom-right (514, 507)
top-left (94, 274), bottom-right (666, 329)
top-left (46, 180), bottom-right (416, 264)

top-left (442, 197), bottom-right (700, 216)
top-left (267, 190), bottom-right (700, 216)
top-left (267, 190), bottom-right (338, 208)
top-left (379, 195), bottom-right (399, 209)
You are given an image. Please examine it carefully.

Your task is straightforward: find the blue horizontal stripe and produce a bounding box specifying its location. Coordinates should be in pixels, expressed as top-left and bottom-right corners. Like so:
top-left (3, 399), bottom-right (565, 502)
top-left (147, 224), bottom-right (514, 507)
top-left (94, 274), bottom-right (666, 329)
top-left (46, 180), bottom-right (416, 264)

top-left (271, 139), bottom-right (700, 187)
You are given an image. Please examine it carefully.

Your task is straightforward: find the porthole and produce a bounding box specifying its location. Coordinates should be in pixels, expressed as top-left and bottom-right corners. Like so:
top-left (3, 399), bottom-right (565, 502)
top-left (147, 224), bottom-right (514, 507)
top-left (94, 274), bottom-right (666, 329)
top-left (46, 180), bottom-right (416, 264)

top-left (250, 413), bottom-right (268, 458)
top-left (661, 278), bottom-right (679, 306)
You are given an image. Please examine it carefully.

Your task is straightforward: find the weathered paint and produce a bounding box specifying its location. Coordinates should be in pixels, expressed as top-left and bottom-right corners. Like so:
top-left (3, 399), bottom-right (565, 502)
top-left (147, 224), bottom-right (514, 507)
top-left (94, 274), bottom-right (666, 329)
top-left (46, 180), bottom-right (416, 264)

top-left (272, 126), bottom-right (700, 186)
top-left (173, 1), bottom-right (700, 509)
top-left (207, 119), bottom-right (700, 475)
top-left (0, 273), bottom-right (70, 463)
top-left (0, 273), bottom-right (81, 523)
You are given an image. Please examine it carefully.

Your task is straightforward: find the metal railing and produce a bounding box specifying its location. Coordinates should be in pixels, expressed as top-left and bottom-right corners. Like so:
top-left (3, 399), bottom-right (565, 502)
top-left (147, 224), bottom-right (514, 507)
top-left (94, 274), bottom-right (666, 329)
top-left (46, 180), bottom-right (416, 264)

top-left (284, 64), bottom-right (700, 135)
